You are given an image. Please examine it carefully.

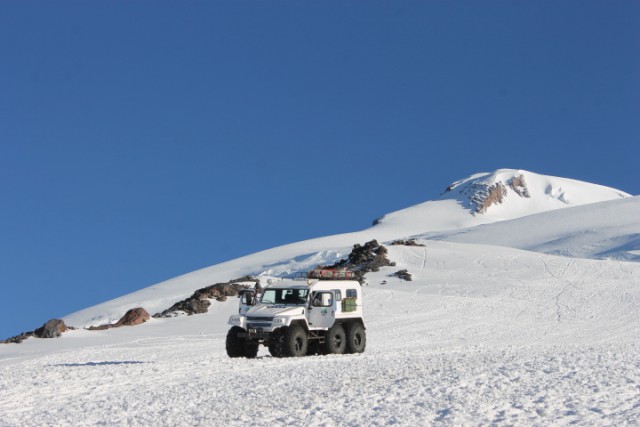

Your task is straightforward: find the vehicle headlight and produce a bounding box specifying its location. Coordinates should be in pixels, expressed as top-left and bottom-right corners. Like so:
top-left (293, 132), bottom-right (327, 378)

top-left (272, 317), bottom-right (286, 325)
top-left (229, 315), bottom-right (243, 326)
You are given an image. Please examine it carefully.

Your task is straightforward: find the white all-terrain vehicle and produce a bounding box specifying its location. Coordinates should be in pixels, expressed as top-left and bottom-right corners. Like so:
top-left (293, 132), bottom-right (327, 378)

top-left (226, 279), bottom-right (366, 358)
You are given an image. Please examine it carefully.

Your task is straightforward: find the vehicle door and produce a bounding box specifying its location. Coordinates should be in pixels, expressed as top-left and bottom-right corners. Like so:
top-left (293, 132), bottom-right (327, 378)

top-left (307, 291), bottom-right (336, 329)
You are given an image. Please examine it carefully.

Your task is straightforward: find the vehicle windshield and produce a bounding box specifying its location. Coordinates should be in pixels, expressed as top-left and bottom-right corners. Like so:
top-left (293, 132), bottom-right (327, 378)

top-left (260, 288), bottom-right (309, 305)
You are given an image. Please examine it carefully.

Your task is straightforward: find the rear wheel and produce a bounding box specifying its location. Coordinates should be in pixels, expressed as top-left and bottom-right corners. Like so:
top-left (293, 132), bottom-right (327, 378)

top-left (322, 323), bottom-right (346, 355)
top-left (345, 322), bottom-right (366, 354)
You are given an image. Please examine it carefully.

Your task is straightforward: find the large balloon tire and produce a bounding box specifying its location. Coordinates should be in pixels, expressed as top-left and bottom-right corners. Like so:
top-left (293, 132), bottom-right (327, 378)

top-left (268, 329), bottom-right (285, 357)
top-left (283, 324), bottom-right (308, 357)
top-left (226, 327), bottom-right (246, 358)
top-left (322, 323), bottom-right (346, 355)
top-left (345, 322), bottom-right (366, 354)
top-left (244, 342), bottom-right (259, 358)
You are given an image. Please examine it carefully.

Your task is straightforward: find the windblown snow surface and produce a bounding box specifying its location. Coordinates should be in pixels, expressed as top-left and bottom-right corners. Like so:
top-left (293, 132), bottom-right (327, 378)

top-left (1, 170), bottom-right (639, 426)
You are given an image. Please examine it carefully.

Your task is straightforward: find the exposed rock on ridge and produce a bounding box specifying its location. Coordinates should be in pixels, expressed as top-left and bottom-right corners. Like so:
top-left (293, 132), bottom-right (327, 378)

top-left (153, 276), bottom-right (258, 317)
top-left (391, 239), bottom-right (425, 247)
top-left (446, 172), bottom-right (531, 214)
top-left (509, 174), bottom-right (530, 198)
top-left (318, 240), bottom-right (396, 283)
top-left (87, 308), bottom-right (150, 331)
top-left (390, 269), bottom-right (413, 281)
top-left (1, 319), bottom-right (72, 344)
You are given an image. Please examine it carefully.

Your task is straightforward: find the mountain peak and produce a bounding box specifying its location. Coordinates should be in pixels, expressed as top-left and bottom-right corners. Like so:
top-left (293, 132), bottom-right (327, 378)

top-left (443, 170), bottom-right (532, 214)
top-left (373, 169), bottom-right (630, 233)
top-left (440, 169), bottom-right (629, 216)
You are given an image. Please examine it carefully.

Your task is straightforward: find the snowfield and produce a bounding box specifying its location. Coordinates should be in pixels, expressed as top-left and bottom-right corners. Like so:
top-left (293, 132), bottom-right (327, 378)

top-left (1, 170), bottom-right (639, 426)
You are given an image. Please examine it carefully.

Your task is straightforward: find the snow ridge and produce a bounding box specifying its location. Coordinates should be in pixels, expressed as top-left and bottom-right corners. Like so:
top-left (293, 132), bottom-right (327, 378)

top-left (373, 169), bottom-right (630, 235)
top-left (441, 169), bottom-right (627, 215)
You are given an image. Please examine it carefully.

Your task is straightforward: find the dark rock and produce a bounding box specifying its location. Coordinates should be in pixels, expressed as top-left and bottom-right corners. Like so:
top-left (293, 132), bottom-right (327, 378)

top-left (87, 324), bottom-right (111, 331)
top-left (115, 307), bottom-right (150, 327)
top-left (509, 174), bottom-right (530, 198)
top-left (372, 216), bottom-right (385, 226)
top-left (390, 269), bottom-right (413, 281)
top-left (1, 331), bottom-right (34, 344)
top-left (153, 276), bottom-right (257, 318)
top-left (473, 182), bottom-right (508, 214)
top-left (390, 239), bottom-right (425, 247)
top-left (34, 319), bottom-right (67, 338)
top-left (87, 307), bottom-right (150, 331)
top-left (449, 174), bottom-right (531, 215)
top-left (3, 320), bottom-right (77, 343)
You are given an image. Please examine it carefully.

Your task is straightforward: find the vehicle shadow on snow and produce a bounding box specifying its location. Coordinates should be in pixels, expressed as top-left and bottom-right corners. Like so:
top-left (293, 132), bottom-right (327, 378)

top-left (49, 361), bottom-right (149, 367)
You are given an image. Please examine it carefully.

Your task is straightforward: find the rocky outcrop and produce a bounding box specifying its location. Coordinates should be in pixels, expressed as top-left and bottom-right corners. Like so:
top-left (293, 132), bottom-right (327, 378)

top-left (1, 331), bottom-right (33, 344)
top-left (34, 319), bottom-right (67, 338)
top-left (473, 182), bottom-right (508, 214)
top-left (115, 308), bottom-right (150, 327)
top-left (2, 318), bottom-right (73, 344)
top-left (87, 307), bottom-right (150, 331)
top-left (155, 299), bottom-right (211, 317)
top-left (508, 174), bottom-right (530, 198)
top-left (390, 269), bottom-right (412, 281)
top-left (390, 239), bottom-right (425, 247)
top-left (153, 276), bottom-right (257, 318)
top-left (317, 240), bottom-right (396, 283)
top-left (86, 324), bottom-right (111, 331)
top-left (445, 172), bottom-right (531, 215)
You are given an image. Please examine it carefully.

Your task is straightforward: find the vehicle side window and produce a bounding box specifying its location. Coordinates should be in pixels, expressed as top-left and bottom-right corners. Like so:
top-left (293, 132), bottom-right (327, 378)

top-left (312, 292), bottom-right (333, 307)
top-left (333, 290), bottom-right (342, 301)
top-left (346, 289), bottom-right (357, 298)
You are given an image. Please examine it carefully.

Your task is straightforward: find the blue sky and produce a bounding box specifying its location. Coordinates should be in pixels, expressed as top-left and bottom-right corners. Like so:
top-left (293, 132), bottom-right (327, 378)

top-left (1, 1), bottom-right (639, 340)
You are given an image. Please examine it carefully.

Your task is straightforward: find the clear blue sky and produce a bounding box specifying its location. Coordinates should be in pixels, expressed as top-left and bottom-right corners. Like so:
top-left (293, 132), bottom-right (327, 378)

top-left (1, 1), bottom-right (639, 340)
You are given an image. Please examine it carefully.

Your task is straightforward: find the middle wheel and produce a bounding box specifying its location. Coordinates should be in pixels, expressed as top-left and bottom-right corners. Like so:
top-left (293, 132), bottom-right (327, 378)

top-left (322, 323), bottom-right (346, 355)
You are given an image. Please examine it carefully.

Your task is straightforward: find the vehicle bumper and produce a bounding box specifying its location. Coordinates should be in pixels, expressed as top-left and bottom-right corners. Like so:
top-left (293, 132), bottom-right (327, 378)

top-left (238, 328), bottom-right (272, 340)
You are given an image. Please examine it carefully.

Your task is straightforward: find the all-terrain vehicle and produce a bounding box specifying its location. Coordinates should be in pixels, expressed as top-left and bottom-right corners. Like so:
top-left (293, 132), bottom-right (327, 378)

top-left (226, 278), bottom-right (366, 358)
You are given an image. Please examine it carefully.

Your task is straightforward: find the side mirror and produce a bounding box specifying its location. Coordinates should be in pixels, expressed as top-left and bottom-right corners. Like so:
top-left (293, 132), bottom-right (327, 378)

top-left (240, 291), bottom-right (256, 306)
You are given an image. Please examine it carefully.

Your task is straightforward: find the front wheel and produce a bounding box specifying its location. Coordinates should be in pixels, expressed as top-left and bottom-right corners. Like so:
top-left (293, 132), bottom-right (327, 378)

top-left (268, 329), bottom-right (284, 357)
top-left (226, 326), bottom-right (246, 358)
top-left (244, 341), bottom-right (259, 358)
top-left (283, 324), bottom-right (308, 357)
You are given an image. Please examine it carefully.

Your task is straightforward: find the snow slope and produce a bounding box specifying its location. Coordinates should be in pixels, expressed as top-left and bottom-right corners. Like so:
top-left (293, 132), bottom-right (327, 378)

top-left (423, 196), bottom-right (640, 261)
top-left (1, 169), bottom-right (638, 426)
top-left (1, 242), bottom-right (638, 426)
top-left (61, 169), bottom-right (633, 329)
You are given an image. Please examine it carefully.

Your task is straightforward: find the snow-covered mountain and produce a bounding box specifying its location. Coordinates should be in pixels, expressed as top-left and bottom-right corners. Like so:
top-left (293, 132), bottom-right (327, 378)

top-left (58, 169), bottom-right (632, 329)
top-left (1, 169), bottom-right (638, 426)
top-left (373, 169), bottom-right (630, 234)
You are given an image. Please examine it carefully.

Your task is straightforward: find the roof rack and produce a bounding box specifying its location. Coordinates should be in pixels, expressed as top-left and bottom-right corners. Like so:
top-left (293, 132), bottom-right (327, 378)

top-left (307, 268), bottom-right (356, 280)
